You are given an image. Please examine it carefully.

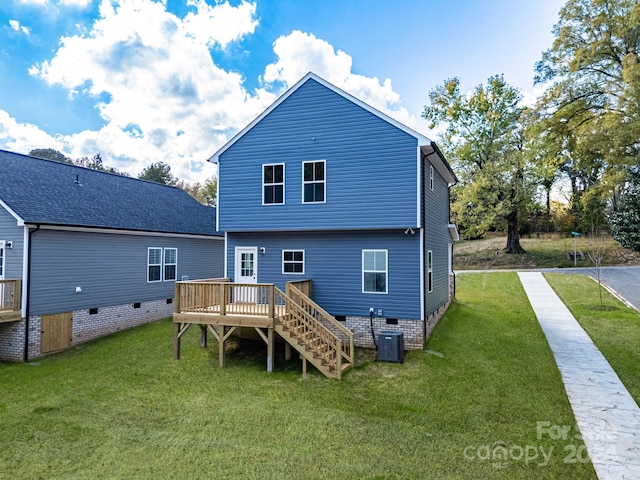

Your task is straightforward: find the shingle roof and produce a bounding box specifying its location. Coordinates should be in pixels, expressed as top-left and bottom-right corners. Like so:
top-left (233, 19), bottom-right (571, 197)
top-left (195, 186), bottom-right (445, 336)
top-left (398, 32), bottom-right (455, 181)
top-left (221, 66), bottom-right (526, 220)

top-left (0, 150), bottom-right (219, 236)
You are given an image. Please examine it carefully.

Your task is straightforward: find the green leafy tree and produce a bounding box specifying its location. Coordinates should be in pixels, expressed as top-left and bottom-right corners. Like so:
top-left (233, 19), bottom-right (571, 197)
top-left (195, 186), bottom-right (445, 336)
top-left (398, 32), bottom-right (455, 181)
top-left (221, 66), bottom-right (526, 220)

top-left (535, 0), bottom-right (640, 231)
top-left (423, 75), bottom-right (532, 253)
top-left (29, 148), bottom-right (72, 164)
top-left (609, 169), bottom-right (640, 251)
top-left (138, 162), bottom-right (177, 186)
top-left (175, 177), bottom-right (217, 206)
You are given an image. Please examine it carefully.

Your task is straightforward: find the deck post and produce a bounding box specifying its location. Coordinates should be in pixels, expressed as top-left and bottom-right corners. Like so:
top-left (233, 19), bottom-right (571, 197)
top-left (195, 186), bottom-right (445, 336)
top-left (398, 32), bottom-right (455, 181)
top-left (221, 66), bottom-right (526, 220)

top-left (220, 284), bottom-right (227, 316)
top-left (218, 326), bottom-right (225, 368)
top-left (284, 342), bottom-right (291, 362)
top-left (199, 325), bottom-right (207, 348)
top-left (267, 327), bottom-right (274, 372)
top-left (302, 355), bottom-right (307, 377)
top-left (173, 322), bottom-right (181, 359)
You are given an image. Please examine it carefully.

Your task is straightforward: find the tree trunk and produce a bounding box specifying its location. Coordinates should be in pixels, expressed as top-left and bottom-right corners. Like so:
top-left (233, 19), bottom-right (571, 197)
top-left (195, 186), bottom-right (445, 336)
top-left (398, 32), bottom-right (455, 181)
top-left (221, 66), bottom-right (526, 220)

top-left (504, 212), bottom-right (525, 254)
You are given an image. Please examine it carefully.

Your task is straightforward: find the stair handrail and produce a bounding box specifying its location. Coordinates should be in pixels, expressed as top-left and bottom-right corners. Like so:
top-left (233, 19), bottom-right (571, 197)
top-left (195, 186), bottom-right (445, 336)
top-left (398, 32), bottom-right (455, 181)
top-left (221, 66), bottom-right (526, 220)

top-left (286, 284), bottom-right (354, 367)
top-left (274, 287), bottom-right (343, 374)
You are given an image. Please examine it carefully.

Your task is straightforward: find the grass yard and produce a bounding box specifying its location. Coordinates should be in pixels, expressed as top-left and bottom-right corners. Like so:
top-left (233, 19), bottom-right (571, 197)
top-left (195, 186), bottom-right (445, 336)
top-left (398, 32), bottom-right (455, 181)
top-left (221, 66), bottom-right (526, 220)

top-left (0, 273), bottom-right (596, 479)
top-left (454, 234), bottom-right (640, 270)
top-left (545, 273), bottom-right (640, 404)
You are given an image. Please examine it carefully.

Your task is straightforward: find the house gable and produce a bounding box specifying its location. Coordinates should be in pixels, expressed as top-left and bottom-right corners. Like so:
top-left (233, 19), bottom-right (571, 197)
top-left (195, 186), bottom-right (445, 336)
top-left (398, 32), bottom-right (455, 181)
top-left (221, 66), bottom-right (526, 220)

top-left (216, 75), bottom-right (426, 232)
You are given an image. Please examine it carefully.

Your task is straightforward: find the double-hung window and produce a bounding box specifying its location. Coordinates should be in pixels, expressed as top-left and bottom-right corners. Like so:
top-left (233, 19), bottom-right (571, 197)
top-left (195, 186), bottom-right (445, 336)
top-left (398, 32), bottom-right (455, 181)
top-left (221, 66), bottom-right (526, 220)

top-left (148, 247), bottom-right (178, 282)
top-left (362, 249), bottom-right (388, 294)
top-left (429, 165), bottom-right (434, 191)
top-left (263, 163), bottom-right (284, 204)
top-left (282, 250), bottom-right (304, 274)
top-left (303, 160), bottom-right (325, 203)
top-left (164, 248), bottom-right (177, 281)
top-left (148, 248), bottom-right (162, 282)
top-left (427, 250), bottom-right (433, 293)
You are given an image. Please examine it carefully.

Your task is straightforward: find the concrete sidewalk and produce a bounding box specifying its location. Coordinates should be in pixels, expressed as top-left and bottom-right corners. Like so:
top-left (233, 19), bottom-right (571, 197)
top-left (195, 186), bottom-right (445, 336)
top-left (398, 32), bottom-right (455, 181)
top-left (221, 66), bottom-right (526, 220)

top-left (519, 272), bottom-right (640, 480)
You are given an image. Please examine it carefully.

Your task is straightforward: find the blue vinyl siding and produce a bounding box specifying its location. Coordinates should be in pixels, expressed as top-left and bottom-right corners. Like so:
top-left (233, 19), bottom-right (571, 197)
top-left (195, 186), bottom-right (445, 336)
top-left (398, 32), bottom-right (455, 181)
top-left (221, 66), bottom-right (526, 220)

top-left (29, 230), bottom-right (224, 316)
top-left (423, 158), bottom-right (451, 315)
top-left (219, 79), bottom-right (419, 231)
top-left (227, 230), bottom-right (422, 319)
top-left (0, 207), bottom-right (24, 280)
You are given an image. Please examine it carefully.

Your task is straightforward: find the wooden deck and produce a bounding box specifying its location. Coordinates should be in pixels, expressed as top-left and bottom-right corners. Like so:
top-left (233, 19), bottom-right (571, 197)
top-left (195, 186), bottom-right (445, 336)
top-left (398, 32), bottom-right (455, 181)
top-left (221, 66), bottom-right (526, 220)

top-left (0, 279), bottom-right (21, 323)
top-left (173, 279), bottom-right (354, 379)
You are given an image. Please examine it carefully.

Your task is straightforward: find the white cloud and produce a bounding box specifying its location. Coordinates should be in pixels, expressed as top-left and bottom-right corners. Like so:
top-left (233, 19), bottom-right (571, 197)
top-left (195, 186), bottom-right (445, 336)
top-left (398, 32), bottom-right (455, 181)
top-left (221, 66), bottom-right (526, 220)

top-left (18, 0), bottom-right (48, 5)
top-left (3, 1), bottom-right (431, 183)
top-left (9, 19), bottom-right (31, 35)
top-left (263, 30), bottom-right (427, 135)
top-left (58, 0), bottom-right (93, 7)
top-left (27, 0), bottom-right (269, 182)
top-left (0, 109), bottom-right (66, 153)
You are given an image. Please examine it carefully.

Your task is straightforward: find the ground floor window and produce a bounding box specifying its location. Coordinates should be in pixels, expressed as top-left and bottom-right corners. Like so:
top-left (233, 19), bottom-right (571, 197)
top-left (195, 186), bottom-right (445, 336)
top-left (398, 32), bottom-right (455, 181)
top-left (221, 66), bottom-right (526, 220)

top-left (283, 250), bottom-right (305, 274)
top-left (148, 247), bottom-right (178, 282)
top-left (363, 249), bottom-right (387, 294)
top-left (427, 250), bottom-right (433, 293)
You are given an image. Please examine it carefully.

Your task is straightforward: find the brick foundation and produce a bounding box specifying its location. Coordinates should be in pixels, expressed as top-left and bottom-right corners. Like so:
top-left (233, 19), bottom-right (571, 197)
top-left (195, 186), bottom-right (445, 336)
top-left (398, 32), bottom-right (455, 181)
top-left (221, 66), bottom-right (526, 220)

top-left (0, 299), bottom-right (174, 361)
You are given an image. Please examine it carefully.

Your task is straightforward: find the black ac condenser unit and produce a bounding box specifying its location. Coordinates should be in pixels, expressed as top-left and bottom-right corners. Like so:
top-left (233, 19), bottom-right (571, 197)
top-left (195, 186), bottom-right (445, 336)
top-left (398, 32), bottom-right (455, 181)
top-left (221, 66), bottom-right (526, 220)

top-left (377, 331), bottom-right (404, 363)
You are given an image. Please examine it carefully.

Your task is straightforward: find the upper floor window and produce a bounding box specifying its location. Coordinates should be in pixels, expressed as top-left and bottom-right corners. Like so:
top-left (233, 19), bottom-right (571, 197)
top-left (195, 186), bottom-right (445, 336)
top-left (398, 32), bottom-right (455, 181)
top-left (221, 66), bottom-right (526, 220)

top-left (303, 160), bottom-right (325, 203)
top-left (263, 163), bottom-right (284, 205)
top-left (362, 249), bottom-right (388, 294)
top-left (430, 165), bottom-right (434, 191)
top-left (282, 250), bottom-right (305, 274)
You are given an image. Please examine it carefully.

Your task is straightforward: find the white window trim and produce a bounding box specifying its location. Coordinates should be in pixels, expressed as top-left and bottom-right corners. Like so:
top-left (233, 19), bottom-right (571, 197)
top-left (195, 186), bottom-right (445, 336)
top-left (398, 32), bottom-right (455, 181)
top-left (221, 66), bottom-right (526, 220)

top-left (429, 165), bottom-right (434, 191)
top-left (302, 159), bottom-right (326, 204)
top-left (427, 250), bottom-right (433, 293)
top-left (164, 247), bottom-right (178, 282)
top-left (282, 249), bottom-right (305, 275)
top-left (148, 247), bottom-right (178, 283)
top-left (148, 247), bottom-right (162, 283)
top-left (262, 162), bottom-right (285, 206)
top-left (362, 249), bottom-right (388, 294)
top-left (0, 240), bottom-right (5, 280)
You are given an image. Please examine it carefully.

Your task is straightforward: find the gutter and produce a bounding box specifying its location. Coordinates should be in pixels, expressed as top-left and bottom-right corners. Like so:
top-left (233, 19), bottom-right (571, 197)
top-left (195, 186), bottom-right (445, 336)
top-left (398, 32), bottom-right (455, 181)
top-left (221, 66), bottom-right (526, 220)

top-left (24, 224), bottom-right (40, 362)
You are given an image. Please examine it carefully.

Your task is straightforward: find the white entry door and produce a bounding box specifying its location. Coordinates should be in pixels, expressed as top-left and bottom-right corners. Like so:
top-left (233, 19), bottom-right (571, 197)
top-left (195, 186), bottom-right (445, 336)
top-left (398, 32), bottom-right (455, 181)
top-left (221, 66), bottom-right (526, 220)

top-left (235, 247), bottom-right (257, 284)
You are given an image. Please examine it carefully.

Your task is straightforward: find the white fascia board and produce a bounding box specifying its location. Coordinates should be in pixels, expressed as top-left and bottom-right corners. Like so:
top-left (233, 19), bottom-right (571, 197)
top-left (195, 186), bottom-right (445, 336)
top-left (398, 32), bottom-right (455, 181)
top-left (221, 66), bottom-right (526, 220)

top-left (0, 199), bottom-right (25, 226)
top-left (23, 224), bottom-right (223, 241)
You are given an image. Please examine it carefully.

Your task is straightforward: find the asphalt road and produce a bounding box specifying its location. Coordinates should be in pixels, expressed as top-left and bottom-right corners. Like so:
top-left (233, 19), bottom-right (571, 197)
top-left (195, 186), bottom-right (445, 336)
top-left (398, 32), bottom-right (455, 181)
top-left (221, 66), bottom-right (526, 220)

top-left (539, 265), bottom-right (640, 312)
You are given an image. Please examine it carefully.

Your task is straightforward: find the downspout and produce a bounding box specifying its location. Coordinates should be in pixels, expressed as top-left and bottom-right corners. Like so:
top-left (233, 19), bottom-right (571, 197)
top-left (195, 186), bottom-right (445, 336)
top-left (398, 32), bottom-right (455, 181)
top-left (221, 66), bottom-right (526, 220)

top-left (24, 224), bottom-right (40, 362)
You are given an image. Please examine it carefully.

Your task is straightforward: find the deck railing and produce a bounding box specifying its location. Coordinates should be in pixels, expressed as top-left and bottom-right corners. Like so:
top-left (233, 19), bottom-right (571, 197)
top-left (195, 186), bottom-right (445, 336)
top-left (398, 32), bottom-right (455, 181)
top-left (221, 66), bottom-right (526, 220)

top-left (0, 279), bottom-right (21, 312)
top-left (175, 280), bottom-right (283, 318)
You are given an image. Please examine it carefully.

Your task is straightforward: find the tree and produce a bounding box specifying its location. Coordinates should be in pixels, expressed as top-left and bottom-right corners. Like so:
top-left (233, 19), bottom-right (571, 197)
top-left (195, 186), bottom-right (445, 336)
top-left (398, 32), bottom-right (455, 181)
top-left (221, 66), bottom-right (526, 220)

top-left (75, 153), bottom-right (128, 176)
top-left (535, 0), bottom-right (640, 232)
top-left (138, 162), bottom-right (177, 186)
top-left (29, 148), bottom-right (72, 164)
top-left (423, 75), bottom-right (531, 253)
top-left (609, 169), bottom-right (640, 251)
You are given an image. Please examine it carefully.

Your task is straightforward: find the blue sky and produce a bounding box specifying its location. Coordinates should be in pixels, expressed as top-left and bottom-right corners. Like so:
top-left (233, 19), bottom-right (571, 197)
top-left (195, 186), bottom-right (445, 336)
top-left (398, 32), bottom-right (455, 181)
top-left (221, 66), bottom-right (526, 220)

top-left (0, 0), bottom-right (565, 182)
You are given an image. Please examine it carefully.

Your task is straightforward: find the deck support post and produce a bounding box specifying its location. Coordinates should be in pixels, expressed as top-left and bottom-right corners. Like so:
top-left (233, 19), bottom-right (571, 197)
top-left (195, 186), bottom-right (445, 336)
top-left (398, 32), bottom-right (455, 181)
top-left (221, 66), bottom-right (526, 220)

top-left (302, 355), bottom-right (307, 378)
top-left (173, 322), bottom-right (181, 359)
top-left (199, 325), bottom-right (207, 348)
top-left (267, 327), bottom-right (274, 372)
top-left (284, 342), bottom-right (291, 362)
top-left (218, 326), bottom-right (225, 368)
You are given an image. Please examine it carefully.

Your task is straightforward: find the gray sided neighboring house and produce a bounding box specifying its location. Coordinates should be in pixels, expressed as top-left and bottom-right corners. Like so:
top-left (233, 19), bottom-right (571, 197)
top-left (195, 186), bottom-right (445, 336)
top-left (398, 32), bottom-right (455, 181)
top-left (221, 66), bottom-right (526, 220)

top-left (0, 150), bottom-right (223, 361)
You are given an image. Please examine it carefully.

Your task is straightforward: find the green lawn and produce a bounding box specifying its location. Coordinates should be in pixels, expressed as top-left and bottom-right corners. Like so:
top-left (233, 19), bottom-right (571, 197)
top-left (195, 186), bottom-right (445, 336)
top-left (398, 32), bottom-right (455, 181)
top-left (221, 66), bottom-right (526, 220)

top-left (0, 273), bottom-right (596, 479)
top-left (545, 273), bottom-right (640, 403)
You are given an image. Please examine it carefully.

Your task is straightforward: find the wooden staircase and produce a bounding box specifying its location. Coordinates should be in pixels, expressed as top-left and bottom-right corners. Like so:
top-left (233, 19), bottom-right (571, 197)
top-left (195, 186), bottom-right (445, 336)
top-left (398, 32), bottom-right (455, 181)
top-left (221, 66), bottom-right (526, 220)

top-left (273, 285), bottom-right (354, 379)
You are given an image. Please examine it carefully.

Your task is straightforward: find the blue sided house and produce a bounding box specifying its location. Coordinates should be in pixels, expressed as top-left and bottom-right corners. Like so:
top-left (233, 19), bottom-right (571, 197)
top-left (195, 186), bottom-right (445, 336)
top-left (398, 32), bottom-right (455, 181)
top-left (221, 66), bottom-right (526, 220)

top-left (0, 150), bottom-right (224, 361)
top-left (208, 72), bottom-right (458, 351)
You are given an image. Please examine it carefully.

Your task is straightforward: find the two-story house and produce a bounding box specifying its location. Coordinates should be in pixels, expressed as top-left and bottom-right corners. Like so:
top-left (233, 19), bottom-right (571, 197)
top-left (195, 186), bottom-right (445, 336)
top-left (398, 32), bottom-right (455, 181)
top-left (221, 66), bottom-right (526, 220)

top-left (208, 72), bottom-right (457, 351)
